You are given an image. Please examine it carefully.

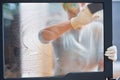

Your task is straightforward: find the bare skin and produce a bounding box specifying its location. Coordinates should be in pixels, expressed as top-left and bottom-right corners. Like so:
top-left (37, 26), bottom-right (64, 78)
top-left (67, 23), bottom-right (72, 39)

top-left (41, 21), bottom-right (72, 41)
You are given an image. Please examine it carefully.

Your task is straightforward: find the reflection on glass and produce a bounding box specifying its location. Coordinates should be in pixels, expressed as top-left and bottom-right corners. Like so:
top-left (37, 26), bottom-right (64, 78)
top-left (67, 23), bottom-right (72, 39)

top-left (3, 3), bottom-right (104, 78)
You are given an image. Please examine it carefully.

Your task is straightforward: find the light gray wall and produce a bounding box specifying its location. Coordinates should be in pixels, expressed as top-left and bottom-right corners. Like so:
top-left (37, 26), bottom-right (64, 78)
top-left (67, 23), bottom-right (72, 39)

top-left (112, 1), bottom-right (120, 61)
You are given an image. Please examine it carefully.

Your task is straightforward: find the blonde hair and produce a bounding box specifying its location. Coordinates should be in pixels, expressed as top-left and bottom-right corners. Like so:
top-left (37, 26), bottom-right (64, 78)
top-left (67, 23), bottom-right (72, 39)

top-left (62, 3), bottom-right (79, 12)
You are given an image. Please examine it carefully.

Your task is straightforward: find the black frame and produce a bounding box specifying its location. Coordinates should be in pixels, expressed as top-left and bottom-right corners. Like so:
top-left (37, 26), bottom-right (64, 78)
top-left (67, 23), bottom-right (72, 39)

top-left (0, 0), bottom-right (113, 80)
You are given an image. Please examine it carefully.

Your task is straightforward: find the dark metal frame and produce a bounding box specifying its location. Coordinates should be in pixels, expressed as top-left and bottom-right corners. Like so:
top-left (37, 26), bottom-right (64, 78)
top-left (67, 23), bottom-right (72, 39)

top-left (0, 0), bottom-right (113, 80)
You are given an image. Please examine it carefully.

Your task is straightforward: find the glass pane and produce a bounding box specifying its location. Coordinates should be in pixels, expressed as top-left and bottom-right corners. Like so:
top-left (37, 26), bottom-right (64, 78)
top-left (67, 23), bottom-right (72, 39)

top-left (3, 3), bottom-right (104, 78)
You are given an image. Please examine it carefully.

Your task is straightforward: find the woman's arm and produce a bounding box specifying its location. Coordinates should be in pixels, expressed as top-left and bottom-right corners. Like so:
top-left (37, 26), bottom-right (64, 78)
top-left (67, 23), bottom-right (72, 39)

top-left (40, 20), bottom-right (72, 41)
top-left (39, 3), bottom-right (103, 42)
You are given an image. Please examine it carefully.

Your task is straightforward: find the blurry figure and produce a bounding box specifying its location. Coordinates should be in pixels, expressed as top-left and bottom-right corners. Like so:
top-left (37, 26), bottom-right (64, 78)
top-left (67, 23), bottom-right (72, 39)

top-left (39, 3), bottom-right (117, 76)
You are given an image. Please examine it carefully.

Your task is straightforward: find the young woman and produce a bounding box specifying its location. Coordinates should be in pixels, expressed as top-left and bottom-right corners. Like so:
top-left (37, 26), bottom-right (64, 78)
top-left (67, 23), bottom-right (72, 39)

top-left (39, 3), bottom-right (117, 76)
